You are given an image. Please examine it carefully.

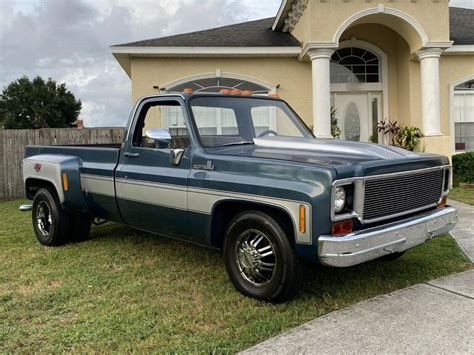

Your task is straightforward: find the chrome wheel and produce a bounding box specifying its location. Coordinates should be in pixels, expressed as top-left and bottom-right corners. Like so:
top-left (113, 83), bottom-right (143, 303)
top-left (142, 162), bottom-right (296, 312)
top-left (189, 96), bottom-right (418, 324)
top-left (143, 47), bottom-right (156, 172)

top-left (36, 201), bottom-right (52, 236)
top-left (235, 229), bottom-right (277, 287)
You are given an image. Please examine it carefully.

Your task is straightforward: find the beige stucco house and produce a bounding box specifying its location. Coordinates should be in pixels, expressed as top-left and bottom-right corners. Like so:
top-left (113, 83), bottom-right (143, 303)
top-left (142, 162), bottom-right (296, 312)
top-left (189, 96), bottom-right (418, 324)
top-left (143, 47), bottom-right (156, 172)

top-left (111, 1), bottom-right (474, 157)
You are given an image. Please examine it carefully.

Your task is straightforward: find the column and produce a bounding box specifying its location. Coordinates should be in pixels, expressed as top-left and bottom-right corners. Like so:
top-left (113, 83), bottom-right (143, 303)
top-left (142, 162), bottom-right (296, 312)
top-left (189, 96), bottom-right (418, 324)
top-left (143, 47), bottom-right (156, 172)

top-left (417, 48), bottom-right (444, 136)
top-left (308, 48), bottom-right (334, 139)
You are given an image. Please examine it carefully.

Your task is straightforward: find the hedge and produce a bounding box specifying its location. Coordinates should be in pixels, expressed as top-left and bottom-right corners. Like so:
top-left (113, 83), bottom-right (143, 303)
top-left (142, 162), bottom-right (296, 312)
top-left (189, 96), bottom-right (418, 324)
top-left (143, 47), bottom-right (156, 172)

top-left (452, 152), bottom-right (474, 184)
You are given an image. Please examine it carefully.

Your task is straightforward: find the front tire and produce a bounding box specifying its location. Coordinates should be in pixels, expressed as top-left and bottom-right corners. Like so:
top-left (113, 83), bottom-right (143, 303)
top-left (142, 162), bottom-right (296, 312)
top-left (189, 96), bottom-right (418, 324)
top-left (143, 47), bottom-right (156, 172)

top-left (32, 188), bottom-right (70, 246)
top-left (223, 211), bottom-right (302, 303)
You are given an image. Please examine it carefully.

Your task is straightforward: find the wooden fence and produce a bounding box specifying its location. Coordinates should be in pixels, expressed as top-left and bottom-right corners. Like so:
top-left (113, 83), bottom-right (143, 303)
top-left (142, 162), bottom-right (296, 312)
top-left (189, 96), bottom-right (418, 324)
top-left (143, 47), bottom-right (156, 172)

top-left (0, 128), bottom-right (124, 200)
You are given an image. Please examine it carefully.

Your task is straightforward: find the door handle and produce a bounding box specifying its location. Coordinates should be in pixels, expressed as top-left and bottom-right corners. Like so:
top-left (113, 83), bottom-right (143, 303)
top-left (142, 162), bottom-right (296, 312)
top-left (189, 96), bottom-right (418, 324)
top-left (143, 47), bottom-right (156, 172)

top-left (124, 152), bottom-right (140, 158)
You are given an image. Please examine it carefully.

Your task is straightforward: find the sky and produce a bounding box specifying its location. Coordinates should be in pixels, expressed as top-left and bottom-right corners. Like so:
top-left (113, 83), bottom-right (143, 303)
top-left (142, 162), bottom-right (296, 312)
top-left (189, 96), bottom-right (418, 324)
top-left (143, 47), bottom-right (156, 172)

top-left (0, 0), bottom-right (473, 127)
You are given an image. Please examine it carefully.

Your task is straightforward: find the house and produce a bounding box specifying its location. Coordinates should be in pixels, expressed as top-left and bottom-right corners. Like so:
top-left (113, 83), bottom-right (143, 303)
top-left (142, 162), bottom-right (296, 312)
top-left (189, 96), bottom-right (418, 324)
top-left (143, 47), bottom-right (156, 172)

top-left (111, 1), bottom-right (474, 156)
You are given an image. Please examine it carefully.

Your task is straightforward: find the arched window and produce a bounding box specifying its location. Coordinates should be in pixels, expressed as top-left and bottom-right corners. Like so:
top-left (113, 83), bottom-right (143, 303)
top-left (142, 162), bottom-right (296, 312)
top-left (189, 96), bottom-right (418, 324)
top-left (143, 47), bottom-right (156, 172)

top-left (165, 77), bottom-right (270, 94)
top-left (330, 47), bottom-right (380, 84)
top-left (160, 74), bottom-right (275, 135)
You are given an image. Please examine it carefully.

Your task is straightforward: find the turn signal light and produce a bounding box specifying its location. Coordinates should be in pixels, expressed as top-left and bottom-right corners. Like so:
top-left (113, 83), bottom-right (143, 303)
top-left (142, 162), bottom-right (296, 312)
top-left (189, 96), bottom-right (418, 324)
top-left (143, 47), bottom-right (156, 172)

top-left (231, 89), bottom-right (242, 95)
top-left (332, 220), bottom-right (353, 236)
top-left (219, 89), bottom-right (231, 94)
top-left (437, 195), bottom-right (447, 208)
top-left (299, 205), bottom-right (306, 233)
top-left (242, 90), bottom-right (253, 96)
top-left (62, 173), bottom-right (69, 191)
top-left (183, 87), bottom-right (193, 94)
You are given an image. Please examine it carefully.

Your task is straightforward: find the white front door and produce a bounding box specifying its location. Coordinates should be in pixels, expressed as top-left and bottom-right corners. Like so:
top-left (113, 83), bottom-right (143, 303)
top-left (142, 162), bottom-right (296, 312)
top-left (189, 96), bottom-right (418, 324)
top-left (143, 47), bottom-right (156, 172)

top-left (333, 92), bottom-right (382, 142)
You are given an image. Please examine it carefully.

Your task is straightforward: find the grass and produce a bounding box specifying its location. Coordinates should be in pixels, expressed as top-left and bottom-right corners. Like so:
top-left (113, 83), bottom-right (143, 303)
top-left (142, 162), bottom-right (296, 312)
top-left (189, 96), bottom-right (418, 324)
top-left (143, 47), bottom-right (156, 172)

top-left (0, 199), bottom-right (471, 353)
top-left (449, 187), bottom-right (474, 205)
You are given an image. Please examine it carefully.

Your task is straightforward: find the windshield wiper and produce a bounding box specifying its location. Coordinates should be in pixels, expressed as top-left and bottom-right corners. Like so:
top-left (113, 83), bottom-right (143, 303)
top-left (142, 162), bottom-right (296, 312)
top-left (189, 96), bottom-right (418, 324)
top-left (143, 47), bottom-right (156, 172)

top-left (221, 140), bottom-right (254, 147)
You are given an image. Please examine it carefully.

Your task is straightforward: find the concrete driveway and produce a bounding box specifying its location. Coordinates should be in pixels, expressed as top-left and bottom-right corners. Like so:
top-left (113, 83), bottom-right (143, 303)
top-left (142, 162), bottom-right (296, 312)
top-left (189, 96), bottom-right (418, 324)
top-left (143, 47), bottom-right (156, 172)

top-left (242, 201), bottom-right (474, 354)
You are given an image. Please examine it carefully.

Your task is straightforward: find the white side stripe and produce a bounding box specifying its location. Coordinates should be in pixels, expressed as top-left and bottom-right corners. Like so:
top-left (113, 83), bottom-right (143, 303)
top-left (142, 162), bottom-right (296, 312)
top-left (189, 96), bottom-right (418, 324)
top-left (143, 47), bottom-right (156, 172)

top-left (81, 174), bottom-right (312, 244)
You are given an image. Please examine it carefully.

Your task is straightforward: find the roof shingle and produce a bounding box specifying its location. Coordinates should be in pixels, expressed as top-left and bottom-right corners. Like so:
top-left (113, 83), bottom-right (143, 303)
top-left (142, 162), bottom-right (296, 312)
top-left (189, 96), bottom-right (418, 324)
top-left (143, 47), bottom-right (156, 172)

top-left (450, 7), bottom-right (474, 45)
top-left (113, 18), bottom-right (300, 47)
top-left (114, 8), bottom-right (474, 48)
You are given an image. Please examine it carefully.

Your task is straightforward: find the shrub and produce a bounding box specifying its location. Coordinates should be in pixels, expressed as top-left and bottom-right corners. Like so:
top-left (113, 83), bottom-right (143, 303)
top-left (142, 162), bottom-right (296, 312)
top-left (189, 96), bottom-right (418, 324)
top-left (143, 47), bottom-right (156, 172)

top-left (452, 152), bottom-right (474, 184)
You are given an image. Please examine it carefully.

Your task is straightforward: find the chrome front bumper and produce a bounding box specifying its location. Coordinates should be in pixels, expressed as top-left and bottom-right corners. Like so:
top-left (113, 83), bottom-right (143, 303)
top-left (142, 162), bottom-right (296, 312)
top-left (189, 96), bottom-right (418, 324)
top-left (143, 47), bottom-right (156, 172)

top-left (318, 207), bottom-right (458, 267)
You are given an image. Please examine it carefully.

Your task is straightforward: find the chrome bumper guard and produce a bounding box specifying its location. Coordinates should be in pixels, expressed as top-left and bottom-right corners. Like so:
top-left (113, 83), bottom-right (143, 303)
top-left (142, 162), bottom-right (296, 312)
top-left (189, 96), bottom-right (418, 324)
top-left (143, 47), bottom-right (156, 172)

top-left (318, 207), bottom-right (458, 267)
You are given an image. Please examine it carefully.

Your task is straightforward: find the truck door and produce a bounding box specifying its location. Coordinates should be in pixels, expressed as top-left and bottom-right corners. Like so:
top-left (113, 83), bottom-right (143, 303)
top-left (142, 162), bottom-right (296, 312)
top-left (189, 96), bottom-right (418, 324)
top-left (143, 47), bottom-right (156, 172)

top-left (116, 97), bottom-right (192, 238)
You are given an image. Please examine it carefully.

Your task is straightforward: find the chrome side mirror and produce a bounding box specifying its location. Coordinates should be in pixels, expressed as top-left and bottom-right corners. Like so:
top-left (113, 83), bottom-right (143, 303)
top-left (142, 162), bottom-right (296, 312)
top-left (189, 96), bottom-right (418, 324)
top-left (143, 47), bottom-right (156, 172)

top-left (145, 128), bottom-right (172, 145)
top-left (170, 149), bottom-right (185, 166)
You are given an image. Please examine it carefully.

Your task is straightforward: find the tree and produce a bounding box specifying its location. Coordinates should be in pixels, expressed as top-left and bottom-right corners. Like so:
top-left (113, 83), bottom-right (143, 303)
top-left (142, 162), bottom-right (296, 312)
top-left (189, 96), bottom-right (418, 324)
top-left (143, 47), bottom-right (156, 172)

top-left (0, 76), bottom-right (82, 129)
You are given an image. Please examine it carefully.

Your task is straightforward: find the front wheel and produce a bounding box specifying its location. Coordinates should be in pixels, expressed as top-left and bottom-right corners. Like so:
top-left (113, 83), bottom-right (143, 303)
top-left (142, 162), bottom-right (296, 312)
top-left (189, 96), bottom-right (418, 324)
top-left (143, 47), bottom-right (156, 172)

top-left (223, 211), bottom-right (302, 303)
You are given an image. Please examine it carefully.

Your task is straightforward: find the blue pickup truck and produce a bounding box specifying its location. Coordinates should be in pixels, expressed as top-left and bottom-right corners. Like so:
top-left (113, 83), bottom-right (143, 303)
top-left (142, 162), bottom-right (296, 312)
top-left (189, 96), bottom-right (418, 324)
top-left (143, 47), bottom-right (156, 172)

top-left (20, 93), bottom-right (457, 302)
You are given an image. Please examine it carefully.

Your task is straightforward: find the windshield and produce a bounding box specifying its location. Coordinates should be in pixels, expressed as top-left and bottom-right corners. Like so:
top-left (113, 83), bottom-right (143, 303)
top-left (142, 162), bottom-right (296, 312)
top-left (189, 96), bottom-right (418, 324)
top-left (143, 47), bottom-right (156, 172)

top-left (189, 96), bottom-right (312, 147)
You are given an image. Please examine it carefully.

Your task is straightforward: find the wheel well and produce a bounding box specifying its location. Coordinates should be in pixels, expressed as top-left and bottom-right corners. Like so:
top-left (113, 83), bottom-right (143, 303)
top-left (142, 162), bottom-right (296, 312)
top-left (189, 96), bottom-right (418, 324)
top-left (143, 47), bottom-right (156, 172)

top-left (25, 178), bottom-right (57, 200)
top-left (210, 200), bottom-right (295, 249)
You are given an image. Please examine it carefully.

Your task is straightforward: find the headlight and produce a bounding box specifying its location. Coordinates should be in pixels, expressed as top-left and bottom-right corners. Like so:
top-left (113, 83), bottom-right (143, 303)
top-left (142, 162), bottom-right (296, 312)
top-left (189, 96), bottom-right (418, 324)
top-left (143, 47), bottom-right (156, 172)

top-left (334, 186), bottom-right (346, 213)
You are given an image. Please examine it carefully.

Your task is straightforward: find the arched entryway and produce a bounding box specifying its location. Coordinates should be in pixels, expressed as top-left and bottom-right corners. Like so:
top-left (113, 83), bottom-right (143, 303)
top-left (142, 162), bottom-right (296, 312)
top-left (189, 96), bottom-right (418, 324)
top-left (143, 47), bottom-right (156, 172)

top-left (330, 40), bottom-right (388, 143)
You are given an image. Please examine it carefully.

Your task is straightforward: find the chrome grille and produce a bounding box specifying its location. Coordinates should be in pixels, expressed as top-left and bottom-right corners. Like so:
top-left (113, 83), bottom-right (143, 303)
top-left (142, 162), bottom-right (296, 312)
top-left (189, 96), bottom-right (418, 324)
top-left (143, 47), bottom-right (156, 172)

top-left (362, 169), bottom-right (443, 222)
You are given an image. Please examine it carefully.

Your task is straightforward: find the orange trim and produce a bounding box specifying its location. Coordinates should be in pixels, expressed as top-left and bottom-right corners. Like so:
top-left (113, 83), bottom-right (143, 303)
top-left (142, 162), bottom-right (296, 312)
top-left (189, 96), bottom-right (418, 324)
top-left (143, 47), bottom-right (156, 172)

top-left (62, 173), bottom-right (69, 191)
top-left (437, 195), bottom-right (447, 208)
top-left (299, 205), bottom-right (306, 233)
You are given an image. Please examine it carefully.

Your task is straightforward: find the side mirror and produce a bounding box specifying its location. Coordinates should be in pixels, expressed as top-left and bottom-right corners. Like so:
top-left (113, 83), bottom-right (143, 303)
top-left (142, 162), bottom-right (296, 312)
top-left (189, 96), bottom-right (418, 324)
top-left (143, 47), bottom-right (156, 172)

top-left (145, 128), bottom-right (172, 146)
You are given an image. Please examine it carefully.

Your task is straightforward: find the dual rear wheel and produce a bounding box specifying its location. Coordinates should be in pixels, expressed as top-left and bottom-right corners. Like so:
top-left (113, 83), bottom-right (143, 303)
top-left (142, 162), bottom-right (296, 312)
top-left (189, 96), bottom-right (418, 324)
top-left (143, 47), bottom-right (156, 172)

top-left (32, 188), bottom-right (91, 246)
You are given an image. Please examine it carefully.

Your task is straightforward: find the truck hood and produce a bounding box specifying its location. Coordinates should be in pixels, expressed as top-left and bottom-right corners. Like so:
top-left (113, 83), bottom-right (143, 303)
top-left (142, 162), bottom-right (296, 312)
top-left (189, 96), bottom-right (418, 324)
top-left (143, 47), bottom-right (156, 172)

top-left (208, 136), bottom-right (448, 178)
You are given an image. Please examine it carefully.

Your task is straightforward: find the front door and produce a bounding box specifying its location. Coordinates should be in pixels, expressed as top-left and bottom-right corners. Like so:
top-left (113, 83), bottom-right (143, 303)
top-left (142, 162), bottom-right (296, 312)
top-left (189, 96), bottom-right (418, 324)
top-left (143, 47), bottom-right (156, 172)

top-left (116, 97), bottom-right (192, 238)
top-left (333, 92), bottom-right (382, 142)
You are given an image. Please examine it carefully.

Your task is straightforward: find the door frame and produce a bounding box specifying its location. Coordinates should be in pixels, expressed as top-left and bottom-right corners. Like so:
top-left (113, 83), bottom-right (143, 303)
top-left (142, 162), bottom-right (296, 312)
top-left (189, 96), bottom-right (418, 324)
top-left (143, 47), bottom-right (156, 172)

top-left (330, 39), bottom-right (389, 140)
top-left (332, 91), bottom-right (383, 142)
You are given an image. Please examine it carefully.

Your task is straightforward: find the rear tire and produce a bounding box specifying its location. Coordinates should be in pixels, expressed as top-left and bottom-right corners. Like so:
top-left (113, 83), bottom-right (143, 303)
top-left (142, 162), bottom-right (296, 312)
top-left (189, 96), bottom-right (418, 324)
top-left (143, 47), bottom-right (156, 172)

top-left (32, 188), bottom-right (70, 246)
top-left (223, 210), bottom-right (302, 303)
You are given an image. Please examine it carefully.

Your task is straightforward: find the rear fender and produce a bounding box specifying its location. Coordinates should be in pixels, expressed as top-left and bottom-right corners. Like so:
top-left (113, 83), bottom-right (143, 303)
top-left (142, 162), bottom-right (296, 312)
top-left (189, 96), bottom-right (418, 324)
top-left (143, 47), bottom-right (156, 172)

top-left (23, 154), bottom-right (89, 213)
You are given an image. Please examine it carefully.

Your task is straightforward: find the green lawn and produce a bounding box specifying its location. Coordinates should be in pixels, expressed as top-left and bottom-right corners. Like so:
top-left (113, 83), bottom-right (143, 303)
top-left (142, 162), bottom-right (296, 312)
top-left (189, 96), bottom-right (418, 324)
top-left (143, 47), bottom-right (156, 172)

top-left (0, 199), bottom-right (471, 352)
top-left (449, 187), bottom-right (474, 205)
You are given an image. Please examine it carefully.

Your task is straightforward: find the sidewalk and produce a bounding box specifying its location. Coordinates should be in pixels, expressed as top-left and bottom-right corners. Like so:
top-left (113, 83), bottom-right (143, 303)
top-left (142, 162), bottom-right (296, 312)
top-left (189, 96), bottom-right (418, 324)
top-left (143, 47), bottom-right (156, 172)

top-left (242, 201), bottom-right (474, 354)
top-left (450, 199), bottom-right (474, 262)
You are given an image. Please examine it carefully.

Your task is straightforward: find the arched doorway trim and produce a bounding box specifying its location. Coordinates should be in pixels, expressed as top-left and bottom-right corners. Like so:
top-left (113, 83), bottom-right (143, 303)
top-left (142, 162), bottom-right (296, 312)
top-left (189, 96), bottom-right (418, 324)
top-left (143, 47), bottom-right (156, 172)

top-left (333, 5), bottom-right (429, 48)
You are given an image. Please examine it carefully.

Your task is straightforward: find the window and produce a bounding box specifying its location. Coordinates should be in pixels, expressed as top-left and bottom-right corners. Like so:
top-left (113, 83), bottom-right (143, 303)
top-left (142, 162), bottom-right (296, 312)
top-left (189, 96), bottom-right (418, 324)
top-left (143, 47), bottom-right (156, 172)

top-left (134, 100), bottom-right (191, 150)
top-left (454, 79), bottom-right (474, 152)
top-left (190, 96), bottom-right (311, 147)
top-left (166, 77), bottom-right (270, 94)
top-left (330, 47), bottom-right (380, 84)
top-left (193, 107), bottom-right (238, 136)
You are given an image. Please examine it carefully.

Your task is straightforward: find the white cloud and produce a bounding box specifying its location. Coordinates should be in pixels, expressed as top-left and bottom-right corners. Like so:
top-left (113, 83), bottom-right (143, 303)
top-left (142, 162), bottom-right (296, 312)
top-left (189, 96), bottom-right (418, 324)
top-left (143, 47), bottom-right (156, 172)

top-left (1, 0), bottom-right (277, 127)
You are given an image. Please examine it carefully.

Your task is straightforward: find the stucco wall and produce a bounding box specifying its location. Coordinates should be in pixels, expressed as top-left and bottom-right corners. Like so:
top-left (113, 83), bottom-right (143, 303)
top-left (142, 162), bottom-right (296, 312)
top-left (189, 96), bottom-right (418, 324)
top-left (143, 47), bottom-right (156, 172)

top-left (131, 57), bottom-right (313, 124)
top-left (292, 0), bottom-right (450, 51)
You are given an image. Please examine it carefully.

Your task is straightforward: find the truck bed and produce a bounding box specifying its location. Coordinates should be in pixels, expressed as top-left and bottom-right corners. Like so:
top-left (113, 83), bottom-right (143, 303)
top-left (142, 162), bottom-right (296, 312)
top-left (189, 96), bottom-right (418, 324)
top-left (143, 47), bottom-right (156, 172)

top-left (24, 144), bottom-right (121, 177)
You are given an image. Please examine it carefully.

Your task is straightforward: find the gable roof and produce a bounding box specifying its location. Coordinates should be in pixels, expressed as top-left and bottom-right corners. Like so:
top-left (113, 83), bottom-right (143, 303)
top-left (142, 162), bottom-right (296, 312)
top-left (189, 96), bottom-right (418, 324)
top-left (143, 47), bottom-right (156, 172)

top-left (450, 7), bottom-right (474, 45)
top-left (113, 17), bottom-right (300, 48)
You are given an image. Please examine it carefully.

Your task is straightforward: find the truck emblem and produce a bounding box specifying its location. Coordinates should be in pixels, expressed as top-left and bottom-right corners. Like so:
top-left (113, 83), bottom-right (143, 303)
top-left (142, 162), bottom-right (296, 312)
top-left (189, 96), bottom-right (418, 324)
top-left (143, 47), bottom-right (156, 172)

top-left (193, 160), bottom-right (215, 171)
top-left (34, 163), bottom-right (42, 172)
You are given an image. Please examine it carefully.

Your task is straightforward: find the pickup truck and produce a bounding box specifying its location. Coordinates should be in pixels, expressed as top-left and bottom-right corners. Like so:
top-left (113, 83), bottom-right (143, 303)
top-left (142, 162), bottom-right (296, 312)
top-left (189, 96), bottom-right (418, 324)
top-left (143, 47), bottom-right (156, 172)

top-left (20, 93), bottom-right (458, 302)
